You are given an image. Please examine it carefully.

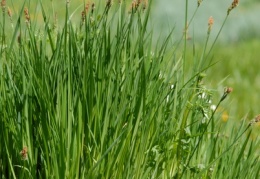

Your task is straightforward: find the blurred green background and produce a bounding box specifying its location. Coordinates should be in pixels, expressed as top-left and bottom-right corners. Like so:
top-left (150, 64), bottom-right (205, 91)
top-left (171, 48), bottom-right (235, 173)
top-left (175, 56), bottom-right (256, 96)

top-left (152, 0), bottom-right (260, 120)
top-left (3, 0), bottom-right (260, 119)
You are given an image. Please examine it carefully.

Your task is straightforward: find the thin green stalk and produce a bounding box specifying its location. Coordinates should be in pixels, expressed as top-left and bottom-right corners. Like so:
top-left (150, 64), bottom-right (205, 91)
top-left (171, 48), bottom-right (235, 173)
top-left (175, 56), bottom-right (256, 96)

top-left (205, 15), bottom-right (229, 64)
top-left (182, 0), bottom-right (188, 85)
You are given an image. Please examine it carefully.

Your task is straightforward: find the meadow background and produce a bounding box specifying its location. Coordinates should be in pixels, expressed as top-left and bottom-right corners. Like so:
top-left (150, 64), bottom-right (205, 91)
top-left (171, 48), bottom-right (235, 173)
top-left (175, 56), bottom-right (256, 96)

top-left (1, 0), bottom-right (260, 178)
top-left (154, 0), bottom-right (260, 118)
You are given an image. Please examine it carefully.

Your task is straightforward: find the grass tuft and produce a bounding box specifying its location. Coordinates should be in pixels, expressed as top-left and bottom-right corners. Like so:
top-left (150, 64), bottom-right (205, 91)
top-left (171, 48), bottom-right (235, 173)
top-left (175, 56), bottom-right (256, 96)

top-left (0, 0), bottom-right (260, 178)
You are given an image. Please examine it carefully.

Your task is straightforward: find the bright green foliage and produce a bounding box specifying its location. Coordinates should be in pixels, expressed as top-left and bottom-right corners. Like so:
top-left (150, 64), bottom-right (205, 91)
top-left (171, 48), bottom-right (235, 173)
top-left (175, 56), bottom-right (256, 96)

top-left (0, 1), bottom-right (260, 179)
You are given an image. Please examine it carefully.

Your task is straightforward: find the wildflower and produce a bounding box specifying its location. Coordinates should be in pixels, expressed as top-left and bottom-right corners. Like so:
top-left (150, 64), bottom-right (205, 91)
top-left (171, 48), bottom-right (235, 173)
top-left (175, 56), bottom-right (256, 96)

top-left (207, 16), bottom-right (214, 34)
top-left (20, 146), bottom-right (28, 160)
top-left (227, 0), bottom-right (239, 15)
top-left (221, 111), bottom-right (229, 122)
top-left (210, 105), bottom-right (216, 111)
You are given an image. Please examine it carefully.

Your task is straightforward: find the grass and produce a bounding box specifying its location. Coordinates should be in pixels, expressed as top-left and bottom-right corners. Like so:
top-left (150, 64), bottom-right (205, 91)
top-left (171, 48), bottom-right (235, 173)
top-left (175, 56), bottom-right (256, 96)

top-left (1, 0), bottom-right (260, 178)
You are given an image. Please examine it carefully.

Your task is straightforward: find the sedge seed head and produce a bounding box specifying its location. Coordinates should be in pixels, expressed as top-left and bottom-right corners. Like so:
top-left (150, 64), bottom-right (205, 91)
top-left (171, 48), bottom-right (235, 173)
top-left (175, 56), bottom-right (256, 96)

top-left (91, 3), bottom-right (95, 14)
top-left (207, 16), bottom-right (214, 33)
top-left (250, 114), bottom-right (260, 125)
top-left (225, 87), bottom-right (233, 94)
top-left (106, 0), bottom-right (113, 8)
top-left (1, 0), bottom-right (6, 7)
top-left (24, 7), bottom-right (30, 23)
top-left (20, 146), bottom-right (28, 160)
top-left (254, 115), bottom-right (260, 123)
top-left (197, 0), bottom-right (203, 7)
top-left (7, 7), bottom-right (12, 18)
top-left (142, 0), bottom-right (148, 11)
top-left (1, 0), bottom-right (6, 13)
top-left (227, 0), bottom-right (239, 15)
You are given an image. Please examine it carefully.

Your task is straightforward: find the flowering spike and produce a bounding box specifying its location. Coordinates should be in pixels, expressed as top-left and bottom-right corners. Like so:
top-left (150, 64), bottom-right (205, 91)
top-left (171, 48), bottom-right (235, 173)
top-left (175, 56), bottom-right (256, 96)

top-left (220, 87), bottom-right (233, 102)
top-left (207, 16), bottom-right (214, 34)
top-left (227, 0), bottom-right (239, 15)
top-left (197, 0), bottom-right (203, 7)
top-left (1, 0), bottom-right (6, 13)
top-left (20, 146), bottom-right (28, 160)
top-left (24, 7), bottom-right (30, 24)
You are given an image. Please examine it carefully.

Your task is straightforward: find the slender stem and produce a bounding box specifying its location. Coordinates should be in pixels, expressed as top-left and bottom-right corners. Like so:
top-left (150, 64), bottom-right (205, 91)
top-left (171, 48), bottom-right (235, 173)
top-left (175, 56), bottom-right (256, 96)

top-left (182, 0), bottom-right (188, 85)
top-left (205, 15), bottom-right (229, 61)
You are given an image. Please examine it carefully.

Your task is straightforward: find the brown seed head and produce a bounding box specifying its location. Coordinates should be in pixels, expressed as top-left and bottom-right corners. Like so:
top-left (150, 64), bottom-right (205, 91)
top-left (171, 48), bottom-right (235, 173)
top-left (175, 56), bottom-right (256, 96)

top-left (1, 0), bottom-right (6, 8)
top-left (17, 33), bottom-right (21, 45)
top-left (20, 146), bottom-right (28, 160)
top-left (81, 3), bottom-right (90, 23)
top-left (208, 16), bottom-right (214, 27)
top-left (254, 115), bottom-right (260, 123)
top-left (136, 0), bottom-right (141, 8)
top-left (225, 87), bottom-right (233, 94)
top-left (91, 3), bottom-right (95, 14)
top-left (81, 10), bottom-right (86, 23)
top-left (131, 0), bottom-right (137, 12)
top-left (250, 114), bottom-right (260, 125)
top-left (142, 0), bottom-right (148, 11)
top-left (1, 0), bottom-right (6, 13)
top-left (207, 16), bottom-right (214, 33)
top-left (24, 7), bottom-right (30, 23)
top-left (220, 87), bottom-right (233, 102)
top-left (231, 0), bottom-right (239, 8)
top-left (197, 0), bottom-right (203, 7)
top-left (7, 7), bottom-right (12, 18)
top-left (227, 0), bottom-right (239, 15)
top-left (85, 2), bottom-right (90, 13)
top-left (106, 0), bottom-right (113, 8)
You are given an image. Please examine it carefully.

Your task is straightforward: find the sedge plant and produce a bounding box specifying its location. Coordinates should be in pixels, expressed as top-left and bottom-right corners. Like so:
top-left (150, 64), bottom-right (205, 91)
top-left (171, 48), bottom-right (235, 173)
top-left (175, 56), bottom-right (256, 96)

top-left (0, 0), bottom-right (260, 178)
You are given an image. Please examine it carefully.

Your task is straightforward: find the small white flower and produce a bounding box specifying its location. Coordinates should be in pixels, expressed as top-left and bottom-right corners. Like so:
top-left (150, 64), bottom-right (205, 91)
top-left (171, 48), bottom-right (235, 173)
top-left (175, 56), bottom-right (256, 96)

top-left (210, 105), bottom-right (216, 111)
top-left (198, 92), bottom-right (206, 99)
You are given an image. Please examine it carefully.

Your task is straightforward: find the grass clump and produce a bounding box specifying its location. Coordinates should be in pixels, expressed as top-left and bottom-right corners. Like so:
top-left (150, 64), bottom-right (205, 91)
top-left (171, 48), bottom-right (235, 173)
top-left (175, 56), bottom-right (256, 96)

top-left (1, 0), bottom-right (260, 178)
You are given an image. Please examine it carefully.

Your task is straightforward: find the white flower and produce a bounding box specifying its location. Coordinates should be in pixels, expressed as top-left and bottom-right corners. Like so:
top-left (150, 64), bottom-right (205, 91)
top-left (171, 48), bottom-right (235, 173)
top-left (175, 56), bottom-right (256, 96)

top-left (210, 105), bottom-right (216, 111)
